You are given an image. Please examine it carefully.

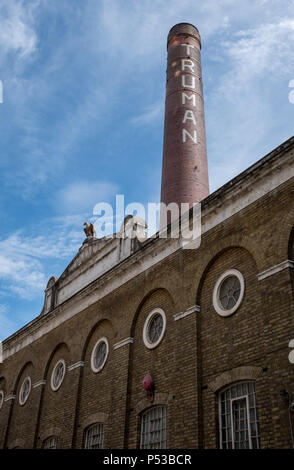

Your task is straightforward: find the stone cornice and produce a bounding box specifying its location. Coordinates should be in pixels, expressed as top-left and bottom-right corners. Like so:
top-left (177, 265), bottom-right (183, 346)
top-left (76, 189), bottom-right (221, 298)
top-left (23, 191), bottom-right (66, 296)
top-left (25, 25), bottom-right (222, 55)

top-left (68, 361), bottom-right (85, 371)
top-left (33, 380), bottom-right (46, 389)
top-left (257, 260), bottom-right (294, 281)
top-left (113, 337), bottom-right (134, 350)
top-left (173, 305), bottom-right (200, 321)
top-left (4, 394), bottom-right (16, 402)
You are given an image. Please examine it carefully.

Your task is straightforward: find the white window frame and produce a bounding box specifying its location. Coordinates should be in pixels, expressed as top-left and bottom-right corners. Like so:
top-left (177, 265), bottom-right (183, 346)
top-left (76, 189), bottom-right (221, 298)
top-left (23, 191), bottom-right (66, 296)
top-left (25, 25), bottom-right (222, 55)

top-left (213, 269), bottom-right (245, 317)
top-left (0, 390), bottom-right (4, 410)
top-left (85, 423), bottom-right (104, 449)
top-left (51, 359), bottom-right (66, 391)
top-left (19, 376), bottom-right (31, 406)
top-left (219, 382), bottom-right (260, 449)
top-left (143, 308), bottom-right (166, 349)
top-left (43, 436), bottom-right (58, 449)
top-left (229, 395), bottom-right (252, 449)
top-left (91, 337), bottom-right (109, 373)
top-left (140, 406), bottom-right (167, 449)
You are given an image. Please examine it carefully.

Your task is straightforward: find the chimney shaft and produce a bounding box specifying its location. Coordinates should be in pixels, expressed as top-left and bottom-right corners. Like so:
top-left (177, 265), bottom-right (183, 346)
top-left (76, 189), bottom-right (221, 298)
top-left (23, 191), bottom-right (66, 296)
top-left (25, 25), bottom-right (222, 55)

top-left (160, 23), bottom-right (209, 225)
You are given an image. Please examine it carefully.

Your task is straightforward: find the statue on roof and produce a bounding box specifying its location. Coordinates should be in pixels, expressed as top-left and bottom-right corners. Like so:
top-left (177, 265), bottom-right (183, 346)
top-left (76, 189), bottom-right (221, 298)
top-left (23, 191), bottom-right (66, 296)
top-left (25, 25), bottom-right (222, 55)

top-left (83, 222), bottom-right (96, 238)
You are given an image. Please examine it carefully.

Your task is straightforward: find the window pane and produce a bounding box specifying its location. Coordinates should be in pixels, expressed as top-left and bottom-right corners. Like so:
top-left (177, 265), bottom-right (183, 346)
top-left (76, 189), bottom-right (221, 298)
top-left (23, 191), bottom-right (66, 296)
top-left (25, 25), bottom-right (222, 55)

top-left (219, 382), bottom-right (260, 449)
top-left (219, 276), bottom-right (241, 310)
top-left (85, 423), bottom-right (104, 449)
top-left (94, 342), bottom-right (107, 369)
top-left (148, 314), bottom-right (163, 344)
top-left (43, 436), bottom-right (57, 449)
top-left (140, 406), bottom-right (167, 449)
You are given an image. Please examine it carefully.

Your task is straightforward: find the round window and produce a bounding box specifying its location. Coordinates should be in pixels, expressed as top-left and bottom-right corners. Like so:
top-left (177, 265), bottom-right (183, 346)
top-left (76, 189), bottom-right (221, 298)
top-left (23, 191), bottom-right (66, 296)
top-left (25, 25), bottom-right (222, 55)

top-left (0, 390), bottom-right (4, 410)
top-left (213, 269), bottom-right (245, 317)
top-left (91, 337), bottom-right (109, 373)
top-left (19, 377), bottom-right (31, 405)
top-left (51, 359), bottom-right (66, 391)
top-left (143, 308), bottom-right (166, 349)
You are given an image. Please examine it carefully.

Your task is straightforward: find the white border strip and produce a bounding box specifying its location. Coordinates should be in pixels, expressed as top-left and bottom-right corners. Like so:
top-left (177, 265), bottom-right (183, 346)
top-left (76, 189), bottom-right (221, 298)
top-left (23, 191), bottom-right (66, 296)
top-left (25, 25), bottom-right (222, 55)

top-left (33, 380), bottom-right (46, 389)
top-left (257, 260), bottom-right (294, 281)
top-left (4, 394), bottom-right (16, 402)
top-left (68, 361), bottom-right (84, 371)
top-left (113, 337), bottom-right (134, 350)
top-left (173, 305), bottom-right (200, 321)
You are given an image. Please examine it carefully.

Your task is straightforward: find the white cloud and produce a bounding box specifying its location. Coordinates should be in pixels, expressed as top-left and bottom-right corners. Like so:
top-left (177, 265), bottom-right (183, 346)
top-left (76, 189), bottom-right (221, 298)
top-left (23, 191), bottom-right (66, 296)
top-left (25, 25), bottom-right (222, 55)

top-left (131, 102), bottom-right (164, 126)
top-left (223, 19), bottom-right (294, 82)
top-left (0, 215), bottom-right (87, 301)
top-left (203, 15), bottom-right (294, 191)
top-left (0, 0), bottom-right (39, 61)
top-left (0, 304), bottom-right (16, 341)
top-left (0, 252), bottom-right (46, 300)
top-left (55, 180), bottom-right (119, 214)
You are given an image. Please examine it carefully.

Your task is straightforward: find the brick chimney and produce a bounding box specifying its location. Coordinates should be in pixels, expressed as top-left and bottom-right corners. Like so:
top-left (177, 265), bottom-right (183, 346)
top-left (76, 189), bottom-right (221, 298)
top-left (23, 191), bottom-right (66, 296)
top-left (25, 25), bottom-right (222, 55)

top-left (160, 23), bottom-right (209, 226)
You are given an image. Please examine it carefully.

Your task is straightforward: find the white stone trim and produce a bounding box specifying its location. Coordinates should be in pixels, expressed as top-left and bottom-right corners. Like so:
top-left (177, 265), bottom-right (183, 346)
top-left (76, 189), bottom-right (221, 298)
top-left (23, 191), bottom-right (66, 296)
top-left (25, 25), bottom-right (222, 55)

top-left (0, 390), bottom-right (4, 409)
top-left (19, 376), bottom-right (31, 406)
top-left (257, 260), bottom-right (294, 281)
top-left (33, 380), bottom-right (46, 389)
top-left (289, 339), bottom-right (294, 364)
top-left (68, 361), bottom-right (85, 371)
top-left (173, 305), bottom-right (200, 321)
top-left (113, 337), bottom-right (134, 350)
top-left (143, 308), bottom-right (166, 350)
top-left (213, 269), bottom-right (245, 317)
top-left (91, 337), bottom-right (109, 373)
top-left (4, 394), bottom-right (16, 402)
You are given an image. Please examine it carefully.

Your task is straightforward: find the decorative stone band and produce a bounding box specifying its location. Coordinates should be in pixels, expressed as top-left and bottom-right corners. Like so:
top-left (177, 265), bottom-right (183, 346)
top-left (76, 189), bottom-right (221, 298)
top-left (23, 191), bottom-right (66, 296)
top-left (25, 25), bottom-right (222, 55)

top-left (68, 361), bottom-right (85, 371)
top-left (257, 260), bottom-right (294, 281)
top-left (80, 412), bottom-right (109, 430)
top-left (39, 427), bottom-right (62, 442)
top-left (9, 438), bottom-right (25, 449)
top-left (207, 366), bottom-right (263, 393)
top-left (4, 394), bottom-right (16, 402)
top-left (173, 305), bottom-right (200, 321)
top-left (113, 337), bottom-right (134, 350)
top-left (134, 392), bottom-right (174, 415)
top-left (33, 380), bottom-right (46, 389)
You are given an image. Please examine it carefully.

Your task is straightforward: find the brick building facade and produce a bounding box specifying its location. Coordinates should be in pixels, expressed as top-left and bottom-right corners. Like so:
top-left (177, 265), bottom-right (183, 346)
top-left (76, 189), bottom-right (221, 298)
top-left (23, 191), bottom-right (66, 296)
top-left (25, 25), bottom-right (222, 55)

top-left (1, 23), bottom-right (294, 449)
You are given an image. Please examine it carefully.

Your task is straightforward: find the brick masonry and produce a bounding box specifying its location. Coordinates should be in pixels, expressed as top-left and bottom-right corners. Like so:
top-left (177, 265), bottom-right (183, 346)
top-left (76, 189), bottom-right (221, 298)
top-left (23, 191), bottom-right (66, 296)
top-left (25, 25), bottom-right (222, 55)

top-left (1, 138), bottom-right (294, 448)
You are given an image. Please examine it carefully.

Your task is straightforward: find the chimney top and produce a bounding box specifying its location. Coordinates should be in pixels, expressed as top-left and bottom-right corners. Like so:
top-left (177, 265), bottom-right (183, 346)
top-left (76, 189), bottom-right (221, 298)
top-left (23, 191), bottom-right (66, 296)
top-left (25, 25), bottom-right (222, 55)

top-left (167, 23), bottom-right (201, 48)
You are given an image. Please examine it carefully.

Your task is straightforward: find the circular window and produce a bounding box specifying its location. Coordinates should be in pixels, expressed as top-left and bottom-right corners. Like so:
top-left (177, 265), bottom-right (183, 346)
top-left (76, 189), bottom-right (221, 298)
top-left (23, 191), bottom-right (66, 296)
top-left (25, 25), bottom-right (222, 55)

top-left (0, 391), bottom-right (4, 410)
top-left (213, 269), bottom-right (245, 317)
top-left (19, 377), bottom-right (31, 405)
top-left (143, 308), bottom-right (166, 349)
top-left (51, 359), bottom-right (66, 391)
top-left (91, 337), bottom-right (109, 373)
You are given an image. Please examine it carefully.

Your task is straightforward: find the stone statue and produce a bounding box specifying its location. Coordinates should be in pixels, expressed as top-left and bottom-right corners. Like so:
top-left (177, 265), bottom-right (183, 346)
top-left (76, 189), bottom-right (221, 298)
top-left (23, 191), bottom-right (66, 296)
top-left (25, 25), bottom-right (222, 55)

top-left (83, 222), bottom-right (96, 238)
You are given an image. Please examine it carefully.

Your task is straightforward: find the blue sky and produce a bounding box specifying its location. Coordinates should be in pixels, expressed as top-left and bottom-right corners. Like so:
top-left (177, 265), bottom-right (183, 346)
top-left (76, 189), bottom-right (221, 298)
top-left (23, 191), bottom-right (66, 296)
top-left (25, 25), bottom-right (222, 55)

top-left (0, 0), bottom-right (293, 340)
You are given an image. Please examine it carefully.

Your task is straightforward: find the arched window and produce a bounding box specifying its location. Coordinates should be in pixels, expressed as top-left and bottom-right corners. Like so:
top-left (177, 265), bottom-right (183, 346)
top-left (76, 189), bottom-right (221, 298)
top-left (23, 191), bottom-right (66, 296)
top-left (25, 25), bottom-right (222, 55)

top-left (42, 436), bottom-right (57, 449)
top-left (85, 423), bottom-right (104, 449)
top-left (219, 381), bottom-right (260, 449)
top-left (140, 406), bottom-right (167, 449)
